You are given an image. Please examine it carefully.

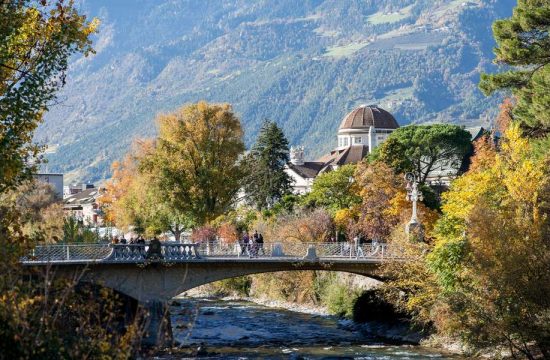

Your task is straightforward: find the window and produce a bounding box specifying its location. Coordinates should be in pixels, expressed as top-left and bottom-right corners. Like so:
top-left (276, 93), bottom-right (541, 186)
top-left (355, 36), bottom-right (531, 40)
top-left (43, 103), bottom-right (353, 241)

top-left (354, 137), bottom-right (362, 144)
top-left (343, 138), bottom-right (349, 147)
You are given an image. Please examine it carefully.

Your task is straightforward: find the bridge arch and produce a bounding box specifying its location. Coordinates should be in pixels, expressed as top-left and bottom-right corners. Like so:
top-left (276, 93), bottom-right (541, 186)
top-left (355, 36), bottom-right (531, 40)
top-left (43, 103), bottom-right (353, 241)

top-left (78, 260), bottom-right (383, 302)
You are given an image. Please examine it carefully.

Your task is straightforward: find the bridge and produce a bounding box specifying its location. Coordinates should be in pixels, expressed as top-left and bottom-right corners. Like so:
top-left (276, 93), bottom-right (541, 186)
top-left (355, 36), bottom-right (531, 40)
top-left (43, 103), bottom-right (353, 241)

top-left (22, 241), bottom-right (397, 347)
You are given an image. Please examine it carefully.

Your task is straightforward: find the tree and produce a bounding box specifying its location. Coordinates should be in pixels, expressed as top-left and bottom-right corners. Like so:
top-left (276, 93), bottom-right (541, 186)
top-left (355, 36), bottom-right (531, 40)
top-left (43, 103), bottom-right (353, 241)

top-left (303, 164), bottom-right (360, 215)
top-left (479, 0), bottom-right (550, 135)
top-left (101, 140), bottom-right (194, 240)
top-left (141, 101), bottom-right (245, 225)
top-left (354, 161), bottom-right (438, 241)
top-left (372, 124), bottom-right (472, 184)
top-left (427, 124), bottom-right (550, 358)
top-left (0, 1), bottom-right (98, 192)
top-left (244, 120), bottom-right (292, 209)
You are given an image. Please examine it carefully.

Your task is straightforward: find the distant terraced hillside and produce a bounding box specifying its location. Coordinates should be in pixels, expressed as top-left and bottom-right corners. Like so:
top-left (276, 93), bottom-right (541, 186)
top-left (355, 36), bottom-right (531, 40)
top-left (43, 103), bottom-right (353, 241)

top-left (35, 0), bottom-right (515, 183)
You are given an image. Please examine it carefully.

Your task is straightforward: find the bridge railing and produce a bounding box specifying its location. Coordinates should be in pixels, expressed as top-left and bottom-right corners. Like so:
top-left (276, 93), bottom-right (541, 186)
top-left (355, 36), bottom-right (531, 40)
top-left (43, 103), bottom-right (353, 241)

top-left (197, 241), bottom-right (394, 259)
top-left (21, 243), bottom-right (113, 262)
top-left (21, 241), bottom-right (397, 263)
top-left (108, 243), bottom-right (200, 261)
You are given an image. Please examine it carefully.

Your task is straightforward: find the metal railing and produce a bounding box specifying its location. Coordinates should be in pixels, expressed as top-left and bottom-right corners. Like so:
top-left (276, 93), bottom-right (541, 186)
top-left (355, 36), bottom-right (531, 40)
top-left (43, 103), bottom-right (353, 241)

top-left (21, 243), bottom-right (113, 262)
top-left (21, 241), bottom-right (396, 264)
top-left (198, 241), bottom-right (393, 259)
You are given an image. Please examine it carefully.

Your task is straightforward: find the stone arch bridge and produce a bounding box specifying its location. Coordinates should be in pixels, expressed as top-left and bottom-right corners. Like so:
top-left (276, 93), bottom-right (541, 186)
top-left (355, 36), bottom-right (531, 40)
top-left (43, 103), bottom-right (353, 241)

top-left (22, 241), bottom-right (398, 346)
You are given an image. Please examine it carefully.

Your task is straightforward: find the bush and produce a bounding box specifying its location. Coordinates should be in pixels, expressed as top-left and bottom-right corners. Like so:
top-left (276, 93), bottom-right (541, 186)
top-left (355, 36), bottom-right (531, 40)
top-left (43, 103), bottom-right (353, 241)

top-left (207, 276), bottom-right (252, 297)
top-left (321, 278), bottom-right (361, 318)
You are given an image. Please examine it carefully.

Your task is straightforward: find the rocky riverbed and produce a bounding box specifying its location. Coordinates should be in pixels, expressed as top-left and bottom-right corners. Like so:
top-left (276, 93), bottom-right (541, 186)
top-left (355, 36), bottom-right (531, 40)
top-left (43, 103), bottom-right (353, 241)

top-left (156, 297), bottom-right (463, 359)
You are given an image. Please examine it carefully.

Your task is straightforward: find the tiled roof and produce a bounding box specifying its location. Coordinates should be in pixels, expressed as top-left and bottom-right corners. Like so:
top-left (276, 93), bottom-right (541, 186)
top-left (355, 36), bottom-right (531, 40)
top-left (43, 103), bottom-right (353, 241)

top-left (317, 145), bottom-right (370, 166)
top-left (287, 162), bottom-right (325, 179)
top-left (339, 105), bottom-right (399, 130)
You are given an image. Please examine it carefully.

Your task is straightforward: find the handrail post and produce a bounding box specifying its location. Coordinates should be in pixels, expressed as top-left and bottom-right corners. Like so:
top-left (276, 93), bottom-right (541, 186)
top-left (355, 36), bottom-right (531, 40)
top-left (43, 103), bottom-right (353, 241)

top-left (66, 245), bottom-right (70, 260)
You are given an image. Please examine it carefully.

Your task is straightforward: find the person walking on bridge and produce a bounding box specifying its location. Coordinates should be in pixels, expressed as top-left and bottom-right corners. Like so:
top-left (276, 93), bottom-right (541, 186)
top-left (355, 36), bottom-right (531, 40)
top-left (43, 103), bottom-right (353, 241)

top-left (256, 233), bottom-right (265, 256)
top-left (241, 231), bottom-right (250, 256)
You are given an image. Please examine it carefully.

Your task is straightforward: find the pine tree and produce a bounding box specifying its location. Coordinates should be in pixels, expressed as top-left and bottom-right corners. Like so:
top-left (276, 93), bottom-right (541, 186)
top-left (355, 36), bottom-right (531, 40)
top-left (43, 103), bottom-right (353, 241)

top-left (479, 0), bottom-right (550, 135)
top-left (245, 120), bottom-right (292, 210)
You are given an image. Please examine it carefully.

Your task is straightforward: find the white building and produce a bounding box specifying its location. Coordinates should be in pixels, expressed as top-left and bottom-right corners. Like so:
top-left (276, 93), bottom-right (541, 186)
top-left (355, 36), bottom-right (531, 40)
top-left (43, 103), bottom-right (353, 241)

top-left (63, 187), bottom-right (104, 225)
top-left (285, 104), bottom-right (400, 194)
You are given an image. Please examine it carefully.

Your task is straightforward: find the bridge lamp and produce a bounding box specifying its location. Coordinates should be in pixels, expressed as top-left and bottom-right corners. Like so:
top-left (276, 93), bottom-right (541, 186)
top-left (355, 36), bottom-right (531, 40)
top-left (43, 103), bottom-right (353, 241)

top-left (404, 172), bottom-right (424, 241)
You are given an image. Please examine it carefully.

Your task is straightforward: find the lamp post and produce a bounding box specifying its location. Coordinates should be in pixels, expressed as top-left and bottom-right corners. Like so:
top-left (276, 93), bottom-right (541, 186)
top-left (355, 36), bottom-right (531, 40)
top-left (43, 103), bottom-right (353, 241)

top-left (404, 172), bottom-right (424, 239)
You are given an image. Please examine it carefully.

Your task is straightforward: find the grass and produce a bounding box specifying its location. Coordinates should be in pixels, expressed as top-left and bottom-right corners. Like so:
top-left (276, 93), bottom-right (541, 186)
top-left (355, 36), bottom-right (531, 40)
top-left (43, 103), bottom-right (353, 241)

top-left (367, 4), bottom-right (414, 25)
top-left (323, 41), bottom-right (369, 59)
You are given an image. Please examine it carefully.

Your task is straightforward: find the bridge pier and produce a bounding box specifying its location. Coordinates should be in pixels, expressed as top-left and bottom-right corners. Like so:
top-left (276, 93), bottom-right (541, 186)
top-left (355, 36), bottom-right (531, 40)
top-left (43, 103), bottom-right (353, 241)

top-left (141, 300), bottom-right (173, 348)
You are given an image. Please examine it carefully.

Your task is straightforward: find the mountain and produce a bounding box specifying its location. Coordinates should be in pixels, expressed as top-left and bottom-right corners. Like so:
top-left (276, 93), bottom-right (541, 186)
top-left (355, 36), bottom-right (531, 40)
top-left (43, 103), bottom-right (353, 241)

top-left (35, 0), bottom-right (515, 183)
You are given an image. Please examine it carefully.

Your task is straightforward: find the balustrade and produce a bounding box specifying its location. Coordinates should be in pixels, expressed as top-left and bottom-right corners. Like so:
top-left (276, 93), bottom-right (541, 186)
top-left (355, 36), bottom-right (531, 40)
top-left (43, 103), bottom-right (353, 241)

top-left (21, 241), bottom-right (397, 264)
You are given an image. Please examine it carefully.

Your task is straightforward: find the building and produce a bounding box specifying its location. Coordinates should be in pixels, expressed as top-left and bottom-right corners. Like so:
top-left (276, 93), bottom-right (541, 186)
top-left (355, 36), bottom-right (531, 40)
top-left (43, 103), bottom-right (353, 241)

top-left (33, 173), bottom-right (63, 198)
top-left (285, 104), bottom-right (400, 194)
top-left (285, 104), bottom-right (491, 194)
top-left (63, 182), bottom-right (95, 197)
top-left (63, 186), bottom-right (104, 225)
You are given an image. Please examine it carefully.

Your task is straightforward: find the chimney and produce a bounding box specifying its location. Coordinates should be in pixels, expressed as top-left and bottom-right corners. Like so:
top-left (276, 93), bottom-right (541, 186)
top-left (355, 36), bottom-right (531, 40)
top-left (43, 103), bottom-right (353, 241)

top-left (290, 146), bottom-right (305, 166)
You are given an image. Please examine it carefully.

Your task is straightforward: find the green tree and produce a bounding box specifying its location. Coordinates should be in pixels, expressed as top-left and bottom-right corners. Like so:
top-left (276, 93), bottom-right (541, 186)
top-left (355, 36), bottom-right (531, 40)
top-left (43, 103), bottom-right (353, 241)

top-left (479, 0), bottom-right (550, 135)
top-left (244, 120), bottom-right (292, 209)
top-left (303, 164), bottom-right (360, 215)
top-left (372, 124), bottom-right (472, 184)
top-left (0, 1), bottom-right (98, 192)
top-left (141, 101), bottom-right (245, 225)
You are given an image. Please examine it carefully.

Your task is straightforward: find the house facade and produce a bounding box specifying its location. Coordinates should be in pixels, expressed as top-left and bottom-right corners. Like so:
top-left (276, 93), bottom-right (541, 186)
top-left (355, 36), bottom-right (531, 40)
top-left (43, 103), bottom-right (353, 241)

top-left (63, 187), bottom-right (104, 225)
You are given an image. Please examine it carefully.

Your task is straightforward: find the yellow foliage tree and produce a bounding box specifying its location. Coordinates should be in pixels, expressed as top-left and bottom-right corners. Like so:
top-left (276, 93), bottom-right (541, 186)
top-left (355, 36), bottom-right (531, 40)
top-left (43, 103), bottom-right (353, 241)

top-left (427, 124), bottom-right (550, 357)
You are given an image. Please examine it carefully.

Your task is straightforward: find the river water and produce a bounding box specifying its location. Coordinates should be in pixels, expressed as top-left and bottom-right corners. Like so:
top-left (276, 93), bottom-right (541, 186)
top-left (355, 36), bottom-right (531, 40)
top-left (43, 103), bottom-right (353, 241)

top-left (160, 298), bottom-right (462, 359)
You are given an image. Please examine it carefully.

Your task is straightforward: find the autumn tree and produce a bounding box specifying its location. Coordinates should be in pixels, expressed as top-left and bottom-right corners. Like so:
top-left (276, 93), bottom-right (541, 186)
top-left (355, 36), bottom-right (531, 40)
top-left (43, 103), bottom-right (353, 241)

top-left (427, 124), bottom-right (550, 357)
top-left (479, 0), bottom-right (550, 135)
top-left (372, 124), bottom-right (472, 184)
top-left (354, 160), bottom-right (438, 241)
top-left (146, 101), bottom-right (245, 225)
top-left (101, 140), bottom-right (193, 240)
top-left (244, 120), bottom-right (292, 209)
top-left (0, 1), bottom-right (98, 192)
top-left (105, 102), bottom-right (246, 235)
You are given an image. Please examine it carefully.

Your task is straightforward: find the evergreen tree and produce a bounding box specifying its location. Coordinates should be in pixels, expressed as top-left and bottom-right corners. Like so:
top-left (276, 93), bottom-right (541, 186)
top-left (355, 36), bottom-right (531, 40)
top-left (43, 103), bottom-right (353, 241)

top-left (479, 0), bottom-right (550, 135)
top-left (245, 120), bottom-right (292, 209)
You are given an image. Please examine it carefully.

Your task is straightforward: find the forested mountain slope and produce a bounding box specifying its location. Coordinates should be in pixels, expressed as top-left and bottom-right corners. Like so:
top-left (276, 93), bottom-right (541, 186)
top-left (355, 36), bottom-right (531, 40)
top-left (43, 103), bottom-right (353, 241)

top-left (35, 0), bottom-right (515, 182)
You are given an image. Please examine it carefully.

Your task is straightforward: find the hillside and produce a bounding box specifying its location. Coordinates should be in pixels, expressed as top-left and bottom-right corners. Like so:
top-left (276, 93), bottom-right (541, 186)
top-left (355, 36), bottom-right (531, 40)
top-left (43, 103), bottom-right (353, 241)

top-left (35, 0), bottom-right (515, 183)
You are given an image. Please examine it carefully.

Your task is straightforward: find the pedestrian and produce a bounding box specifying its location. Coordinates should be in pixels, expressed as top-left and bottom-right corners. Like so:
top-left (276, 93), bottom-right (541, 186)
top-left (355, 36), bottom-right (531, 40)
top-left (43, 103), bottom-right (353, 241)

top-left (252, 230), bottom-right (259, 257)
top-left (257, 233), bottom-right (265, 256)
top-left (354, 235), bottom-right (364, 258)
top-left (120, 235), bottom-right (127, 244)
top-left (241, 231), bottom-right (250, 256)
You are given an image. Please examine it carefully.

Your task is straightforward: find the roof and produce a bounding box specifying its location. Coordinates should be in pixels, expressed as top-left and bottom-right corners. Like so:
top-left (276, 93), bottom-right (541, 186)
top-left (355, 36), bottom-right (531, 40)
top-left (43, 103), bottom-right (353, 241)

top-left (287, 162), bottom-right (325, 179)
top-left (64, 188), bottom-right (100, 207)
top-left (317, 145), bottom-right (370, 166)
top-left (465, 126), bottom-right (487, 141)
top-left (339, 105), bottom-right (399, 131)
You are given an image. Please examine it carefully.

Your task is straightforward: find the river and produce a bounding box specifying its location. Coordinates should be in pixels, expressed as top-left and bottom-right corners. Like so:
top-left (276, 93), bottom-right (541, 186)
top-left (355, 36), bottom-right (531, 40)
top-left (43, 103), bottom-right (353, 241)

top-left (159, 297), bottom-right (462, 359)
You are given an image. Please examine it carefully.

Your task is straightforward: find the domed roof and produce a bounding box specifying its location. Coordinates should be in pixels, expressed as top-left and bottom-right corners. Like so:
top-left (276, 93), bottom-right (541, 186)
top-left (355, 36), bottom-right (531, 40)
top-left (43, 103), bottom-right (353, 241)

top-left (339, 105), bottom-right (399, 130)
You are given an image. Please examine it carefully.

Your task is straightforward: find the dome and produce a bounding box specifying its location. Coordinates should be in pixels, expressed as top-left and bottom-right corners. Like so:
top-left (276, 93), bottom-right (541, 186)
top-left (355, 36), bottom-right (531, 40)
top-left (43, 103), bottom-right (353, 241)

top-left (339, 105), bottom-right (399, 131)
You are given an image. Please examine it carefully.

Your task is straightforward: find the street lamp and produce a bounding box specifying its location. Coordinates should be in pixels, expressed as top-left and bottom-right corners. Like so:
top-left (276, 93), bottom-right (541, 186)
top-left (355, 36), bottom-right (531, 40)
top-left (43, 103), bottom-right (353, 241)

top-left (404, 172), bottom-right (424, 239)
